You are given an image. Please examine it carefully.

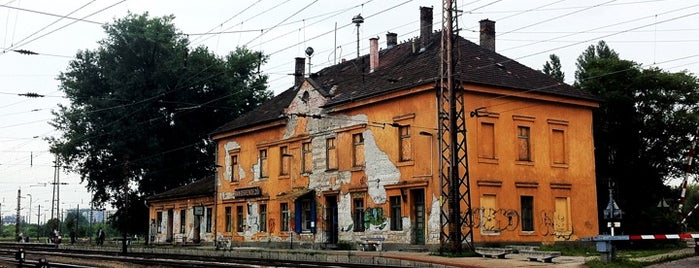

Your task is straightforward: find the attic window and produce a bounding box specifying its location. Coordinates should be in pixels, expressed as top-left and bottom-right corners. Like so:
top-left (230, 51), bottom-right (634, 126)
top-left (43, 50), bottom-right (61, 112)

top-left (301, 91), bottom-right (310, 103)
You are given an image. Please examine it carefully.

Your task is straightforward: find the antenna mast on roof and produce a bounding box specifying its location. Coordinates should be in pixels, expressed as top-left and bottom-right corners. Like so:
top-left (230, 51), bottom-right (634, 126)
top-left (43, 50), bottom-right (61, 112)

top-left (352, 14), bottom-right (364, 59)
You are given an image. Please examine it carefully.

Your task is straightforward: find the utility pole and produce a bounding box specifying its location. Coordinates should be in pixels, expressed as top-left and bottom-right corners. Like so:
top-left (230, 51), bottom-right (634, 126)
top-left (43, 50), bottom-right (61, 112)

top-left (37, 204), bottom-right (41, 226)
top-left (438, 0), bottom-right (473, 254)
top-left (15, 188), bottom-right (21, 241)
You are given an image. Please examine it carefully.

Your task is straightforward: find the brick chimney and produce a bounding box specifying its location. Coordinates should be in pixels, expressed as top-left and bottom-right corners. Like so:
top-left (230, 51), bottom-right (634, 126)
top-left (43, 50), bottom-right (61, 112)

top-left (369, 37), bottom-right (379, 72)
top-left (479, 19), bottom-right (495, 51)
top-left (420, 6), bottom-right (433, 52)
top-left (386, 32), bottom-right (397, 49)
top-left (294, 57), bottom-right (305, 88)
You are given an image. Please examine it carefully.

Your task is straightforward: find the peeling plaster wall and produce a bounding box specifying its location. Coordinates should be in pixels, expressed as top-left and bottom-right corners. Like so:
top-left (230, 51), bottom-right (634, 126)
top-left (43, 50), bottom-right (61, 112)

top-left (427, 194), bottom-right (441, 243)
top-left (337, 192), bottom-right (355, 241)
top-left (223, 141), bottom-right (244, 181)
top-left (245, 203), bottom-right (260, 238)
top-left (363, 130), bottom-right (400, 204)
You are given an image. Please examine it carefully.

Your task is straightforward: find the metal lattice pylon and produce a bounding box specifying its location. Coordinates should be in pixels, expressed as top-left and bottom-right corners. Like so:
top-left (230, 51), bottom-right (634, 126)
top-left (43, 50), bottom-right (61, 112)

top-left (438, 0), bottom-right (474, 253)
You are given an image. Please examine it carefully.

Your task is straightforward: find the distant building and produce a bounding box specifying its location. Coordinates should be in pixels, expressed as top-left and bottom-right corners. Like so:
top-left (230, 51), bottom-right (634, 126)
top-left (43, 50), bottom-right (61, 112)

top-left (146, 176), bottom-right (214, 244)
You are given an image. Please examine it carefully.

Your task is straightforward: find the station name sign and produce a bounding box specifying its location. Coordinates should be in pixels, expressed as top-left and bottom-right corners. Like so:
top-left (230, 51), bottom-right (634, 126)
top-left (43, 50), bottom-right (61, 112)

top-left (234, 186), bottom-right (262, 198)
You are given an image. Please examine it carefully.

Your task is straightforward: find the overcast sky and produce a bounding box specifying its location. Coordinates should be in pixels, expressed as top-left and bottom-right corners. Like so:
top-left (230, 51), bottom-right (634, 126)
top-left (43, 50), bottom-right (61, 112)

top-left (0, 0), bottom-right (697, 221)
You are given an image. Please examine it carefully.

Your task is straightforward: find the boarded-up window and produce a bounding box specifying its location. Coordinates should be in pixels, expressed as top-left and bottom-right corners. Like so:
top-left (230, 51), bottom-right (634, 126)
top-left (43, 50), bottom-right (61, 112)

top-left (399, 125), bottom-right (412, 161)
top-left (205, 207), bottom-right (212, 233)
top-left (480, 195), bottom-right (498, 234)
top-left (179, 209), bottom-right (186, 233)
top-left (236, 205), bottom-right (244, 232)
top-left (280, 146), bottom-right (290, 176)
top-left (521, 196), bottom-right (534, 232)
top-left (517, 126), bottom-right (531, 161)
top-left (280, 203), bottom-right (289, 232)
top-left (479, 122), bottom-right (495, 159)
top-left (225, 206), bottom-right (232, 232)
top-left (353, 133), bottom-right (365, 167)
top-left (259, 204), bottom-right (267, 232)
top-left (390, 196), bottom-right (402, 231)
top-left (259, 149), bottom-right (268, 178)
top-left (554, 197), bottom-right (571, 232)
top-left (156, 211), bottom-right (162, 233)
top-left (353, 198), bottom-right (365, 232)
top-left (302, 142), bottom-right (312, 174)
top-left (230, 154), bottom-right (239, 181)
top-left (552, 129), bottom-right (566, 164)
top-left (326, 138), bottom-right (337, 170)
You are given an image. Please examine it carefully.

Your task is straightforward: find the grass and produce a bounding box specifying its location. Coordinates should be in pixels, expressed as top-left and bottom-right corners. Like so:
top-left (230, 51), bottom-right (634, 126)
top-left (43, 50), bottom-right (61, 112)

top-left (584, 247), bottom-right (694, 268)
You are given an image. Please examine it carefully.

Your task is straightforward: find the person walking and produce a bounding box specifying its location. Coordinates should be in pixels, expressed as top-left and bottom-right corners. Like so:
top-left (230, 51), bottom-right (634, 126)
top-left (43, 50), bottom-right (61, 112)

top-left (97, 228), bottom-right (105, 245)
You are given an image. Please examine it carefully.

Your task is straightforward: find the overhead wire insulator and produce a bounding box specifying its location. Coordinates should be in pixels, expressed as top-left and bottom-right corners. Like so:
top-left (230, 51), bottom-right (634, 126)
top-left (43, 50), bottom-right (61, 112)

top-left (12, 49), bottom-right (39, 55)
top-left (18, 92), bottom-right (45, 98)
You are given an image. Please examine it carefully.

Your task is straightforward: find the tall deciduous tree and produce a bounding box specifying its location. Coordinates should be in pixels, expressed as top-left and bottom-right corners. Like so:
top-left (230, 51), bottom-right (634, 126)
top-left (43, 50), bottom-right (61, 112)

top-left (576, 40), bottom-right (699, 234)
top-left (542, 54), bottom-right (565, 82)
top-left (49, 13), bottom-right (271, 235)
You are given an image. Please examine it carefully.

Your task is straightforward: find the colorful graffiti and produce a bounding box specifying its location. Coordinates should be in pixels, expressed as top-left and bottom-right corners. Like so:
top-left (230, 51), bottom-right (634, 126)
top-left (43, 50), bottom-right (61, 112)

top-left (472, 207), bottom-right (520, 233)
top-left (364, 207), bottom-right (387, 230)
top-left (541, 210), bottom-right (574, 240)
top-left (468, 207), bottom-right (574, 240)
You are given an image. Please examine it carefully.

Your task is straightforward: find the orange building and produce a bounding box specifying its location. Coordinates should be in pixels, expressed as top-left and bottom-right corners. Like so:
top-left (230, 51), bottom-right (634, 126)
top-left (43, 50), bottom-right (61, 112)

top-left (192, 7), bottom-right (597, 249)
top-left (146, 176), bottom-right (215, 244)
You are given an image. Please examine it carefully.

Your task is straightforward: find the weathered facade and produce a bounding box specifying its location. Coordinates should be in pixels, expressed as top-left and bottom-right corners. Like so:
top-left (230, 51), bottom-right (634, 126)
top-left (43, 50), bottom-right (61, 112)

top-left (146, 176), bottom-right (215, 244)
top-left (208, 7), bottom-right (599, 249)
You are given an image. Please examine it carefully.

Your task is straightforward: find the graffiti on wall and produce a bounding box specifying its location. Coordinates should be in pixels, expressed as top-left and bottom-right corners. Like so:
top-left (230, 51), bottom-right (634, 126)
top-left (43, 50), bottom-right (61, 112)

top-left (364, 207), bottom-right (386, 230)
top-left (468, 207), bottom-right (574, 240)
top-left (472, 207), bottom-right (520, 233)
top-left (540, 210), bottom-right (574, 240)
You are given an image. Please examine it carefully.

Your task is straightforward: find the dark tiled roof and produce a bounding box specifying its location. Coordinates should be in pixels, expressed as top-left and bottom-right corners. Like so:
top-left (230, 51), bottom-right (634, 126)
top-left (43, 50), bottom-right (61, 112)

top-left (213, 32), bottom-right (597, 135)
top-left (211, 87), bottom-right (296, 135)
top-left (147, 176), bottom-right (214, 201)
top-left (314, 32), bottom-right (597, 106)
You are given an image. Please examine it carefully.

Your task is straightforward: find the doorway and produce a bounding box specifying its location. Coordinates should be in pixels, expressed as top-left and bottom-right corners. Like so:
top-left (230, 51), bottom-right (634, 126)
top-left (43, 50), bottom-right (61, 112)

top-left (166, 209), bottom-right (174, 242)
top-left (325, 195), bottom-right (339, 244)
top-left (412, 189), bottom-right (425, 245)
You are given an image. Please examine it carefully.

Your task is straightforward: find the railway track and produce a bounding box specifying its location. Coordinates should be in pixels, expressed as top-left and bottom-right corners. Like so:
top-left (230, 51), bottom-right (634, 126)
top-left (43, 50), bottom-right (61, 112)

top-left (0, 243), bottom-right (405, 268)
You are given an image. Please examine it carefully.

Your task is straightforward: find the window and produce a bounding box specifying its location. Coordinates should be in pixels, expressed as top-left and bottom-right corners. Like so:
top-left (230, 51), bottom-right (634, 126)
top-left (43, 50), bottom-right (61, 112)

top-left (179, 209), bottom-right (186, 233)
top-left (236, 205), bottom-right (244, 232)
top-left (302, 142), bottom-right (312, 174)
top-left (353, 198), bottom-right (365, 232)
top-left (480, 194), bottom-right (498, 234)
top-left (479, 122), bottom-right (495, 159)
top-left (326, 138), bottom-right (337, 170)
top-left (399, 125), bottom-right (412, 161)
top-left (517, 126), bottom-right (531, 161)
top-left (280, 146), bottom-right (290, 176)
top-left (259, 204), bottom-right (268, 232)
top-left (156, 211), bottom-right (162, 233)
top-left (390, 196), bottom-right (402, 231)
top-left (302, 199), bottom-right (312, 231)
top-left (205, 207), bottom-right (212, 233)
top-left (294, 196), bottom-right (316, 233)
top-left (352, 133), bottom-right (365, 167)
top-left (551, 129), bottom-right (566, 164)
top-left (230, 153), bottom-right (239, 181)
top-left (259, 149), bottom-right (268, 178)
top-left (225, 206), bottom-right (232, 232)
top-left (554, 197), bottom-right (571, 232)
top-left (280, 203), bottom-right (289, 232)
top-left (521, 196), bottom-right (534, 232)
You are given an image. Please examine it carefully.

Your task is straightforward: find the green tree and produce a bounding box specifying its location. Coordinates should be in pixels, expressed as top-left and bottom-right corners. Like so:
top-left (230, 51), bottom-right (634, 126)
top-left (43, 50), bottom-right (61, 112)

top-left (576, 40), bottom-right (699, 234)
top-left (49, 13), bottom-right (271, 236)
top-left (542, 54), bottom-right (565, 82)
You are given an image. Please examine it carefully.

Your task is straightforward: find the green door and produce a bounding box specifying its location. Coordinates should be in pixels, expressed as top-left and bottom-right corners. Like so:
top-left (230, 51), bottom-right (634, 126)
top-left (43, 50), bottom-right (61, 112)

top-left (412, 189), bottom-right (425, 245)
